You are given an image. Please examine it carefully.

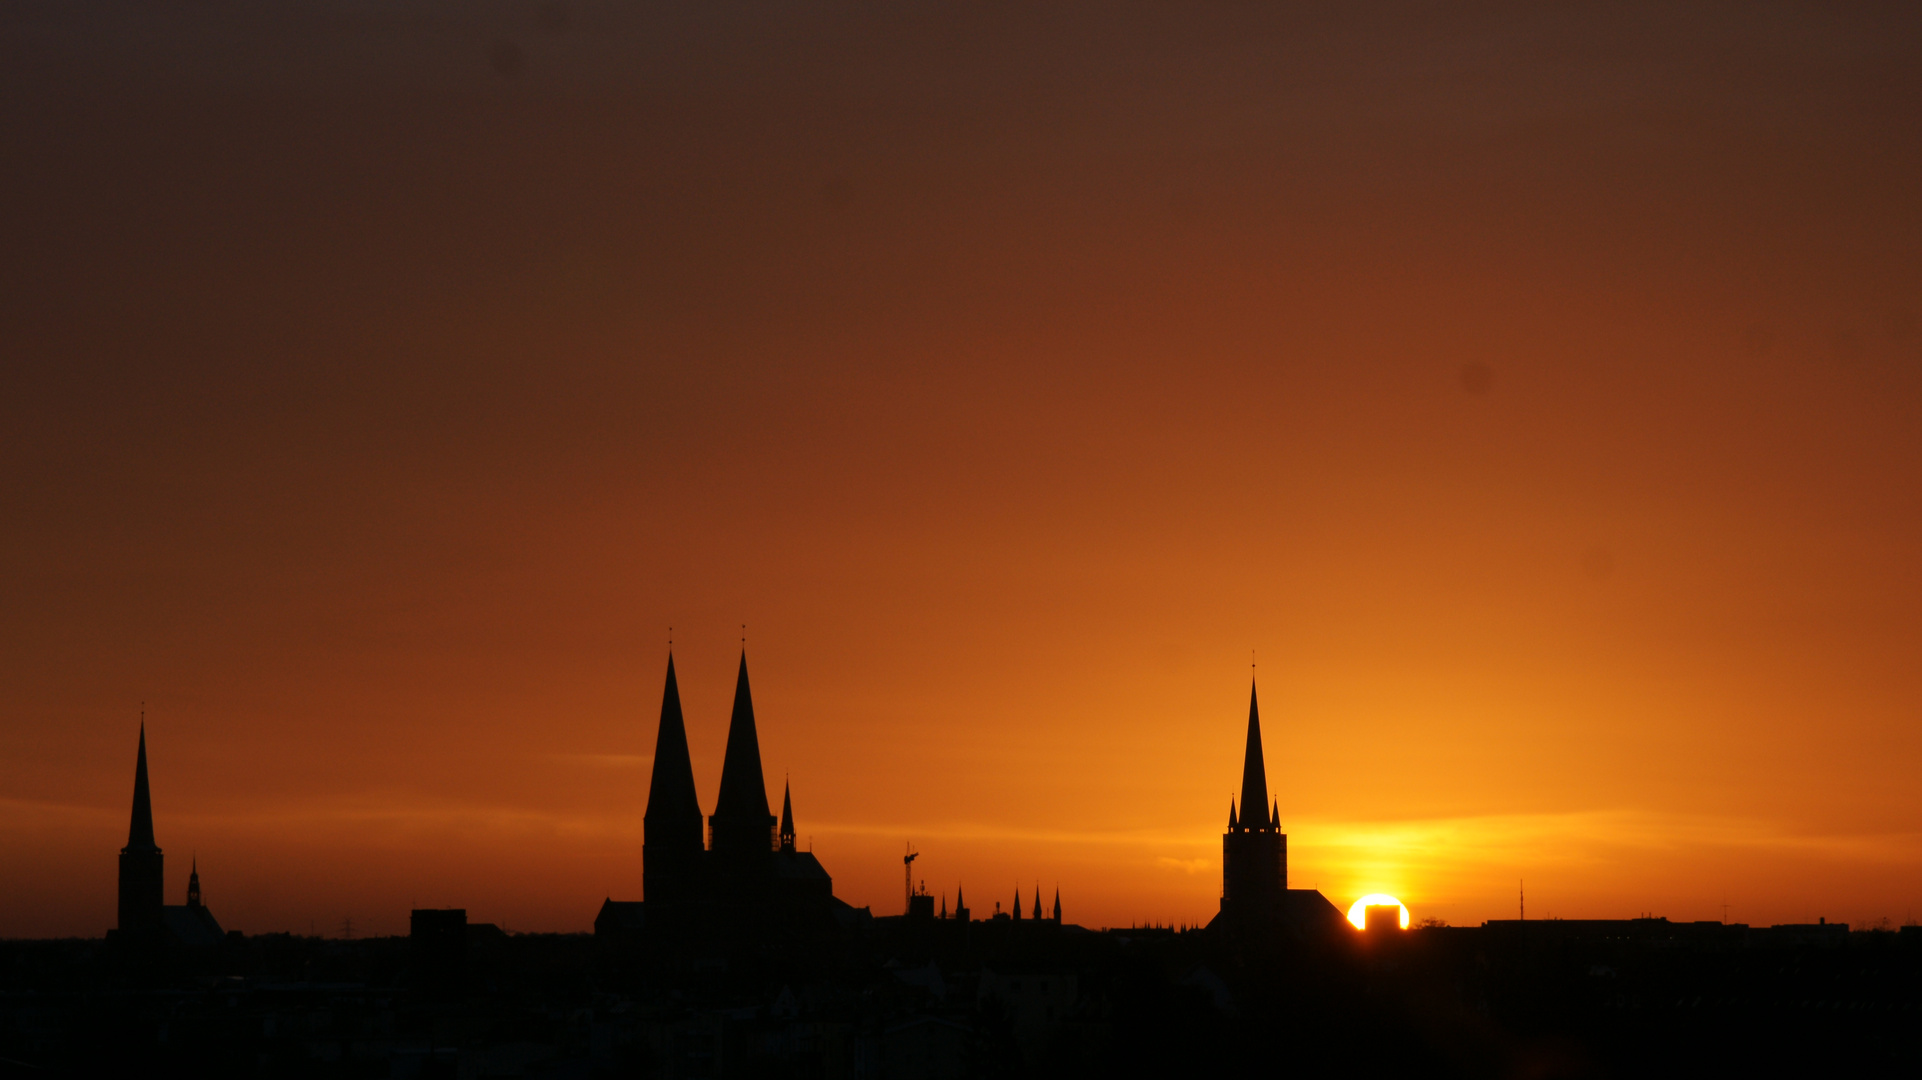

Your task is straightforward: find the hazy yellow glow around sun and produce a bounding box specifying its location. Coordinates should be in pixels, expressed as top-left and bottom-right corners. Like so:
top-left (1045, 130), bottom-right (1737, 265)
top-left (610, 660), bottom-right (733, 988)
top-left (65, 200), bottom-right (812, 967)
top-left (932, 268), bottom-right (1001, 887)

top-left (1346, 894), bottom-right (1409, 930)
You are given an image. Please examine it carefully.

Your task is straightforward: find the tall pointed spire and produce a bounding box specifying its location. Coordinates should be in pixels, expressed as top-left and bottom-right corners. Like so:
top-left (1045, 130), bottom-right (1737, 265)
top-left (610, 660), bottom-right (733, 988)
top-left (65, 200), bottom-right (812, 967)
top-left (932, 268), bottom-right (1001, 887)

top-left (1053, 887), bottom-right (1061, 923)
top-left (1238, 680), bottom-right (1271, 833)
top-left (643, 653), bottom-right (705, 904)
top-left (644, 654), bottom-right (702, 826)
top-left (1012, 887), bottom-right (1023, 920)
top-left (186, 856), bottom-right (202, 908)
top-left (127, 722), bottom-right (157, 851)
top-left (711, 650), bottom-right (775, 857)
top-left (118, 719), bottom-right (165, 934)
top-left (1034, 885), bottom-right (1043, 923)
top-left (1219, 676), bottom-right (1288, 922)
top-left (779, 778), bottom-right (796, 853)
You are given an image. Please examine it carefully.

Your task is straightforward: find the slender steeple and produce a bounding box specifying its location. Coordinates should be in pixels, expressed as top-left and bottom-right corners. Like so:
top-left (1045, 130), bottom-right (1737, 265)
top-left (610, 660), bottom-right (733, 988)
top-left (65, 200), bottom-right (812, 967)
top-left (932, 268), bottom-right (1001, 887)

top-left (117, 720), bottom-right (165, 934)
top-left (779, 779), bottom-right (796, 853)
top-left (187, 857), bottom-right (202, 908)
top-left (955, 884), bottom-right (968, 922)
top-left (1237, 680), bottom-right (1272, 833)
top-left (710, 651), bottom-right (775, 858)
top-left (643, 653), bottom-right (705, 904)
top-left (644, 654), bottom-right (702, 827)
top-left (1053, 887), bottom-right (1061, 923)
top-left (128, 723), bottom-right (157, 851)
top-left (1012, 887), bottom-right (1023, 921)
top-left (1034, 885), bottom-right (1043, 923)
top-left (1220, 675), bottom-right (1287, 922)
top-left (1227, 799), bottom-right (1237, 830)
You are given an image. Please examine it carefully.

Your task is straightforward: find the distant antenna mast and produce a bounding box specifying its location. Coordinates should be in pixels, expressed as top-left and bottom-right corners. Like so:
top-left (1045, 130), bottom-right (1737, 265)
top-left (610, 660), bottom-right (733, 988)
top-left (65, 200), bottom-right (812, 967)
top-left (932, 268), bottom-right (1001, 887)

top-left (903, 843), bottom-right (919, 914)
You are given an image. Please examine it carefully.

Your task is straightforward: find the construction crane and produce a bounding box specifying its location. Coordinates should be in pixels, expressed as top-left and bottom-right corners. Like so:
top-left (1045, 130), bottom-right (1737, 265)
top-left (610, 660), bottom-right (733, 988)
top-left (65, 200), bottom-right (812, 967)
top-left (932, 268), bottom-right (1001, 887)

top-left (903, 844), bottom-right (918, 914)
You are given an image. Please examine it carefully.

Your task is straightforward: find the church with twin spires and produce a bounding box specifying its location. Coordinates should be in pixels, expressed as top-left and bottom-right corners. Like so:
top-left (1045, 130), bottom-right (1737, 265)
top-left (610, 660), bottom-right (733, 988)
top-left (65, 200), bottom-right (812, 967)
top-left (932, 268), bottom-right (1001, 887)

top-left (595, 651), bottom-right (861, 938)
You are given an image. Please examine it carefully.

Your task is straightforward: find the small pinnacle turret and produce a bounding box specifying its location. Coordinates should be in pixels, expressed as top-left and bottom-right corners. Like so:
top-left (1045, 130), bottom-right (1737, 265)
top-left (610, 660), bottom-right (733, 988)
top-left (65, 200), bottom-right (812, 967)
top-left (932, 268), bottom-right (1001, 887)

top-left (779, 780), bottom-right (796, 854)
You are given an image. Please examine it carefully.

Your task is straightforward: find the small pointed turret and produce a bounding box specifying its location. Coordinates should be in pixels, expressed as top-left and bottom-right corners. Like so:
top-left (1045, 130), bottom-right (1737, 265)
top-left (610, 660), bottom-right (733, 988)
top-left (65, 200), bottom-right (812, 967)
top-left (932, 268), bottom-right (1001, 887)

top-left (1271, 800), bottom-right (1280, 829)
top-left (1034, 885), bottom-right (1043, 922)
top-left (955, 884), bottom-right (968, 922)
top-left (1012, 887), bottom-right (1023, 920)
top-left (186, 857), bottom-right (202, 908)
top-left (779, 779), bottom-right (796, 853)
top-left (1052, 887), bottom-right (1061, 923)
top-left (1237, 680), bottom-right (1272, 833)
top-left (1228, 798), bottom-right (1238, 830)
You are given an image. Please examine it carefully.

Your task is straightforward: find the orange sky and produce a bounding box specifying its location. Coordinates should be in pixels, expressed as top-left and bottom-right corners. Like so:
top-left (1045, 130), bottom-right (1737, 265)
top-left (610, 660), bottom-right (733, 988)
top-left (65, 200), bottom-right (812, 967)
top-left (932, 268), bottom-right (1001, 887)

top-left (4, 1), bottom-right (1921, 938)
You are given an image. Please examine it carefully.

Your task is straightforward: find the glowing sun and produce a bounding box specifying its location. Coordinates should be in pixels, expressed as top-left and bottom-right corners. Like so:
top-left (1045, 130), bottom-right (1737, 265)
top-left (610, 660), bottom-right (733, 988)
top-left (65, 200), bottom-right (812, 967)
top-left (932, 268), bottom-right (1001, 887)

top-left (1346, 894), bottom-right (1410, 930)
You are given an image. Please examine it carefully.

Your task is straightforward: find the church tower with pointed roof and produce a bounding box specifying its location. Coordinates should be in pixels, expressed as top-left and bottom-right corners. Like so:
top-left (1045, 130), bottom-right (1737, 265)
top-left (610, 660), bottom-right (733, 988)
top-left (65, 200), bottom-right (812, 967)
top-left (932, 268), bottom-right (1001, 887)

top-left (118, 723), bottom-right (165, 935)
top-left (1220, 680), bottom-right (1286, 919)
top-left (709, 651), bottom-right (778, 867)
top-left (113, 720), bottom-right (226, 945)
top-left (644, 653), bottom-right (707, 905)
top-left (1207, 676), bottom-right (1345, 939)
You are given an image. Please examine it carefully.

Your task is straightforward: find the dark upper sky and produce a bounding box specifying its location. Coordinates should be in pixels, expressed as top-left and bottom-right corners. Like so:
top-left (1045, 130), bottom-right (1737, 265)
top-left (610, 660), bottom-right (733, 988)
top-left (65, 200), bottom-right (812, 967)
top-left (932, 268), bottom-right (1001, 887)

top-left (4, 1), bottom-right (1920, 935)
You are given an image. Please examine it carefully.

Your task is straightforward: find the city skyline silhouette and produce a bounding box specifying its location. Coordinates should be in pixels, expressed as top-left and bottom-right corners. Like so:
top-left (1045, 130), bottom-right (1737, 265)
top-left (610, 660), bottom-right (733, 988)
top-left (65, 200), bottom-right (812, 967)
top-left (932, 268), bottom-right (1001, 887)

top-left (3, 0), bottom-right (1919, 947)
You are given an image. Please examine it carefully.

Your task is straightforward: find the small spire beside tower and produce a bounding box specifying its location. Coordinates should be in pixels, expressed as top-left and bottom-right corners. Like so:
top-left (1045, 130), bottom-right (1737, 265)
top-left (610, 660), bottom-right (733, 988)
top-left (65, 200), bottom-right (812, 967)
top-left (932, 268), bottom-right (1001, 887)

top-left (779, 779), bottom-right (796, 854)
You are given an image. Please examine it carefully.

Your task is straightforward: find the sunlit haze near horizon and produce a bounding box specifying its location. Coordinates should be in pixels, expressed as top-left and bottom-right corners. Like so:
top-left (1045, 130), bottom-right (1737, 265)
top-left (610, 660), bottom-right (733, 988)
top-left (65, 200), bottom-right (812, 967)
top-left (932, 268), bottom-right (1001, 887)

top-left (4, 1), bottom-right (1921, 938)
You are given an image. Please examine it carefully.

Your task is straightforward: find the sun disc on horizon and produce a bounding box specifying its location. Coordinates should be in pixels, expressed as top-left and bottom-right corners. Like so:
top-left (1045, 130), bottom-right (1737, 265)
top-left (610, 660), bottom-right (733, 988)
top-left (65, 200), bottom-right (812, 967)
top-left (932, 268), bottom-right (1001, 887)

top-left (1346, 894), bottom-right (1410, 930)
